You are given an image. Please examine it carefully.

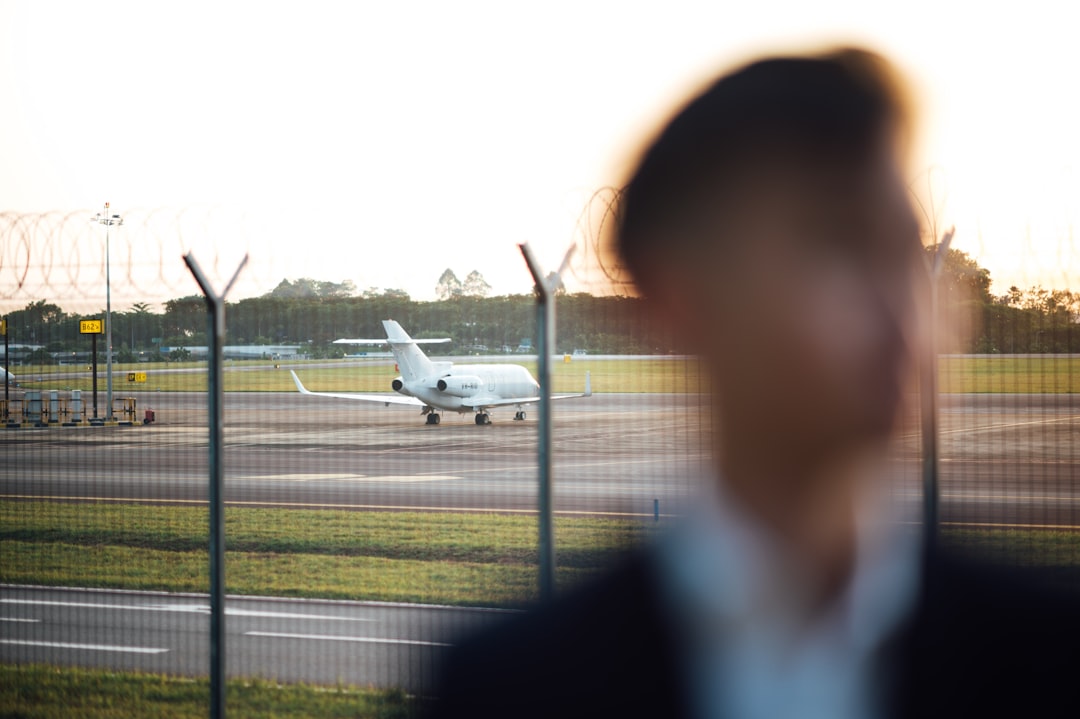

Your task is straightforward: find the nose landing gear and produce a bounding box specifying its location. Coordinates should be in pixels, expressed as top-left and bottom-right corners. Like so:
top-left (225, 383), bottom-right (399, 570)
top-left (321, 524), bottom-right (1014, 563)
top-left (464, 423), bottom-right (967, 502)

top-left (513, 410), bottom-right (526, 421)
top-left (474, 412), bottom-right (491, 425)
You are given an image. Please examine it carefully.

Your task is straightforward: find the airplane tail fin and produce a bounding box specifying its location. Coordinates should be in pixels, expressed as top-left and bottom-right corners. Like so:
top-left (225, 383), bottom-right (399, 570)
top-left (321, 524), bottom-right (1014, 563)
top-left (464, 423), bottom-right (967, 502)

top-left (382, 319), bottom-right (437, 382)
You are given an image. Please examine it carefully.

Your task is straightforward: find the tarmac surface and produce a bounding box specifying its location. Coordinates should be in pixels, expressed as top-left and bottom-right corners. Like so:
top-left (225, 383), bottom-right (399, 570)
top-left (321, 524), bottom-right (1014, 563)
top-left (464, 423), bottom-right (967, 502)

top-left (3, 390), bottom-right (1079, 526)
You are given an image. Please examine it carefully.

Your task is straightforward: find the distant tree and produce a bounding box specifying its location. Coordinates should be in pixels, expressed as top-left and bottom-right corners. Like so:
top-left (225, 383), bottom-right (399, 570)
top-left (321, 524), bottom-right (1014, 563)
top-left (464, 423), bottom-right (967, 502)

top-left (317, 279), bottom-right (357, 298)
top-left (20, 300), bottom-right (66, 326)
top-left (124, 301), bottom-right (160, 351)
top-left (168, 347), bottom-right (192, 361)
top-left (436, 269), bottom-right (463, 300)
top-left (362, 287), bottom-right (411, 300)
top-left (462, 270), bottom-right (491, 298)
top-left (927, 247), bottom-right (994, 353)
top-left (266, 278), bottom-right (356, 299)
top-left (26, 347), bottom-right (55, 365)
top-left (163, 296), bottom-right (204, 338)
top-left (931, 246), bottom-right (993, 307)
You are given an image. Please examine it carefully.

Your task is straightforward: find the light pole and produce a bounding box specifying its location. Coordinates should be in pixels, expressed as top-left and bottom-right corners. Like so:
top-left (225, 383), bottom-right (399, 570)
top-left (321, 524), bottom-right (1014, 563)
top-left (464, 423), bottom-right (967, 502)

top-left (91, 202), bottom-right (123, 420)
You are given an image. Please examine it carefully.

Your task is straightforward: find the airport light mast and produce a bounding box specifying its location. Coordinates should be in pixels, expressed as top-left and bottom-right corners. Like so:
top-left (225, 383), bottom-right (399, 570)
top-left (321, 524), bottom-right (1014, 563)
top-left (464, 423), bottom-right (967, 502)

top-left (91, 203), bottom-right (123, 420)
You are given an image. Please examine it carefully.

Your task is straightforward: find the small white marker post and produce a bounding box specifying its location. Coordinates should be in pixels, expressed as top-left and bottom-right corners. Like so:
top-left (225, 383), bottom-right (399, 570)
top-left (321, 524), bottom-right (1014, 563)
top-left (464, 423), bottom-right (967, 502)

top-left (519, 242), bottom-right (575, 603)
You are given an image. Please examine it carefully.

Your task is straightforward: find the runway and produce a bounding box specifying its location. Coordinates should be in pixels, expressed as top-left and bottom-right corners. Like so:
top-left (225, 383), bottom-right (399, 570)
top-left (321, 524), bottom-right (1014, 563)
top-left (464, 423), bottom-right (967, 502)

top-left (0, 584), bottom-right (504, 691)
top-left (3, 391), bottom-right (1080, 526)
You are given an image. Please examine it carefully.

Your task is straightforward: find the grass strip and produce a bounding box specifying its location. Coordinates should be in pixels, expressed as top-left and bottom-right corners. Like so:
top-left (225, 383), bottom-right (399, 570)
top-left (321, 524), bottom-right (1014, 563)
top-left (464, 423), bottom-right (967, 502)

top-left (0, 663), bottom-right (416, 719)
top-left (18, 355), bottom-right (1080, 393)
top-left (0, 501), bottom-right (647, 606)
top-left (12, 358), bottom-right (703, 394)
top-left (0, 502), bottom-right (644, 568)
top-left (938, 355), bottom-right (1080, 393)
top-left (4, 502), bottom-right (1079, 606)
top-left (943, 527), bottom-right (1080, 587)
top-left (0, 540), bottom-right (597, 605)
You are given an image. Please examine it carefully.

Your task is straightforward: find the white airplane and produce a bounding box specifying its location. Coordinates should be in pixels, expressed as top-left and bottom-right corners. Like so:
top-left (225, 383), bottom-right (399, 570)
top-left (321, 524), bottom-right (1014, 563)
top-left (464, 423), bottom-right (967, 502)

top-left (290, 319), bottom-right (590, 425)
top-left (1, 368), bottom-right (15, 386)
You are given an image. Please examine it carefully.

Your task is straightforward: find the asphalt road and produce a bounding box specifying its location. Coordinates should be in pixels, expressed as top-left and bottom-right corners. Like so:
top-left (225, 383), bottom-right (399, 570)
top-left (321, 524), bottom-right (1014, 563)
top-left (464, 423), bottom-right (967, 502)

top-left (0, 584), bottom-right (506, 691)
top-left (3, 391), bottom-right (1079, 526)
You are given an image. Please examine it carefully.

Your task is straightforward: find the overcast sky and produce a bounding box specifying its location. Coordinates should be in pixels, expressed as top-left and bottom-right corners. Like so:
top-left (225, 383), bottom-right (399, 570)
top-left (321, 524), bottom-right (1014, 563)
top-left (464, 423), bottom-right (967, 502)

top-left (1, 1), bottom-right (1077, 310)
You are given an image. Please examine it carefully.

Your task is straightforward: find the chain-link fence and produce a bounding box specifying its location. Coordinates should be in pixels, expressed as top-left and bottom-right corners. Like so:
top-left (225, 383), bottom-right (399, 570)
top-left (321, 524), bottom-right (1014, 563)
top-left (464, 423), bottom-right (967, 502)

top-left (1, 206), bottom-right (704, 715)
top-left (2, 203), bottom-right (1078, 714)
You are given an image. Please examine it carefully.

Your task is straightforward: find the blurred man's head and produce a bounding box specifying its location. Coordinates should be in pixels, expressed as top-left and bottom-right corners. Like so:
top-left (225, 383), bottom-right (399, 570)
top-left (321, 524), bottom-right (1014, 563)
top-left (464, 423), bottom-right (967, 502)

top-left (617, 49), bottom-right (922, 466)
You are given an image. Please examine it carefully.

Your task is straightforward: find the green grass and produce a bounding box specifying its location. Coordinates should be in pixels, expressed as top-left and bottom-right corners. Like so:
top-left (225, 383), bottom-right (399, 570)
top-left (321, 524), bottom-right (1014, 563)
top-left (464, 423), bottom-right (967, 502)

top-left (0, 664), bottom-right (416, 719)
top-left (6, 501), bottom-right (1080, 608)
top-left (12, 357), bottom-right (702, 394)
top-left (16, 355), bottom-right (1080, 394)
top-left (939, 356), bottom-right (1080, 393)
top-left (0, 502), bottom-right (647, 606)
top-left (942, 526), bottom-right (1080, 587)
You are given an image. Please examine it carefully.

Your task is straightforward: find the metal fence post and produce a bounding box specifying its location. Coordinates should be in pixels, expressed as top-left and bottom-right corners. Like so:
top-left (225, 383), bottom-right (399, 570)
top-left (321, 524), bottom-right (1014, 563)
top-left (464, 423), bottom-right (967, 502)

top-left (921, 227), bottom-right (955, 553)
top-left (184, 252), bottom-right (248, 719)
top-left (519, 243), bottom-right (574, 603)
top-left (3, 317), bottom-right (8, 412)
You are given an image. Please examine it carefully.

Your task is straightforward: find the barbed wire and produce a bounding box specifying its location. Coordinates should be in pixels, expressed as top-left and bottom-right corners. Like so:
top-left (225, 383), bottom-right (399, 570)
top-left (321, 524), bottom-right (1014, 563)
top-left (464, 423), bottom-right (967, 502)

top-left (570, 170), bottom-right (1080, 299)
top-left (0, 207), bottom-right (256, 312)
top-left (568, 186), bottom-right (635, 294)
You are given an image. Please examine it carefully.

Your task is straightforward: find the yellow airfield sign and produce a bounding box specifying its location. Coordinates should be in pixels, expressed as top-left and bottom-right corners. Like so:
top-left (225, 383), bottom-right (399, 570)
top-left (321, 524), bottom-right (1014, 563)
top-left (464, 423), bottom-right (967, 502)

top-left (80, 319), bottom-right (105, 334)
top-left (127, 372), bottom-right (147, 383)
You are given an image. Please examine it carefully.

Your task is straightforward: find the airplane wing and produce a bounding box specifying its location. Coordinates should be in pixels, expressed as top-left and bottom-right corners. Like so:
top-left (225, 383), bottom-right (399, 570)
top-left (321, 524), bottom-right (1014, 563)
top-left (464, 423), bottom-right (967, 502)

top-left (461, 372), bottom-right (592, 410)
top-left (333, 338), bottom-right (451, 345)
top-left (290, 371), bottom-right (423, 406)
top-left (332, 338), bottom-right (388, 345)
top-left (552, 371), bottom-right (592, 401)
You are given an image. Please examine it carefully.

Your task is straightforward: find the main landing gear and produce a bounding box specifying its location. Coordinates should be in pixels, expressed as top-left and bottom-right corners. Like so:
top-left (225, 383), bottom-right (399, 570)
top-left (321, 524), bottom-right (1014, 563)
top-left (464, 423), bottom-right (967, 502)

top-left (513, 410), bottom-right (527, 421)
top-left (474, 412), bottom-right (491, 425)
top-left (425, 412), bottom-right (441, 425)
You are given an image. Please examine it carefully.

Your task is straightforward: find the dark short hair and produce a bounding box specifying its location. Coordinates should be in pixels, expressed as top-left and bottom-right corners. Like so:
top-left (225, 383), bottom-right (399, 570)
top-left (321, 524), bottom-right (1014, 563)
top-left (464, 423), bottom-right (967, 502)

top-left (615, 47), bottom-right (910, 288)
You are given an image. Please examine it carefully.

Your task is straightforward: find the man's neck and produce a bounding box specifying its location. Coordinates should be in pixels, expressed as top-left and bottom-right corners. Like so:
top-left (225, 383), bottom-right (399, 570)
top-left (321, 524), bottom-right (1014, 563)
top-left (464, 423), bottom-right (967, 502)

top-left (717, 447), bottom-right (881, 619)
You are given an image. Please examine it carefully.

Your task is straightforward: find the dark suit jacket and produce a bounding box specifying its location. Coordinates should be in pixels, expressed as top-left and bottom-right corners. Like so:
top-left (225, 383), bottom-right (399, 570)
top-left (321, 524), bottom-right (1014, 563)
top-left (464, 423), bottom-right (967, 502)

top-left (428, 548), bottom-right (1079, 718)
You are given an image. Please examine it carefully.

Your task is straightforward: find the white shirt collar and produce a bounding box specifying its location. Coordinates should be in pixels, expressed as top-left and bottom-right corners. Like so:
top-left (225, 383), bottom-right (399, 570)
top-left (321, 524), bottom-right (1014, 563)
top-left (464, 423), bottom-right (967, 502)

top-left (655, 475), bottom-right (922, 719)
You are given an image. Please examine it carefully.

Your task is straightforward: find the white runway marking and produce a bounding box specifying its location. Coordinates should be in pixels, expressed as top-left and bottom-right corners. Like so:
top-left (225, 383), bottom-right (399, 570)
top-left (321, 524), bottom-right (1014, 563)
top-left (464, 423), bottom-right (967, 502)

top-left (0, 617), bottom-right (39, 623)
top-left (939, 414), bottom-right (1080, 436)
top-left (240, 474), bottom-right (459, 483)
top-left (245, 630), bottom-right (450, 647)
top-left (0, 639), bottom-right (168, 654)
top-left (0, 599), bottom-right (371, 621)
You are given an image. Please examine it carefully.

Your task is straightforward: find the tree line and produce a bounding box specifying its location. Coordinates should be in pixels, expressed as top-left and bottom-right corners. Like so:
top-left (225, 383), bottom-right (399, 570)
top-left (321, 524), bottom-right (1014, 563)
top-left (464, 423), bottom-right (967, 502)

top-left (5, 250), bottom-right (1080, 363)
top-left (2, 292), bottom-right (669, 362)
top-left (933, 248), bottom-right (1080, 353)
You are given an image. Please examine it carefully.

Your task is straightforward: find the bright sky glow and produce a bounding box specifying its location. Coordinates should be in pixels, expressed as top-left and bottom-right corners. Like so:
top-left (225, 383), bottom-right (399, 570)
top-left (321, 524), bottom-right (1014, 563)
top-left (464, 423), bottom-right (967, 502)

top-left (1, 0), bottom-right (1077, 309)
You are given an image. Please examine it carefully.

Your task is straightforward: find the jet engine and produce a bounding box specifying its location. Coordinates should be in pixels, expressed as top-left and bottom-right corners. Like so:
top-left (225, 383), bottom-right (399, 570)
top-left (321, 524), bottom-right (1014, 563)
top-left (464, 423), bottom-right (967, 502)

top-left (391, 378), bottom-right (405, 393)
top-left (436, 375), bottom-right (484, 397)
